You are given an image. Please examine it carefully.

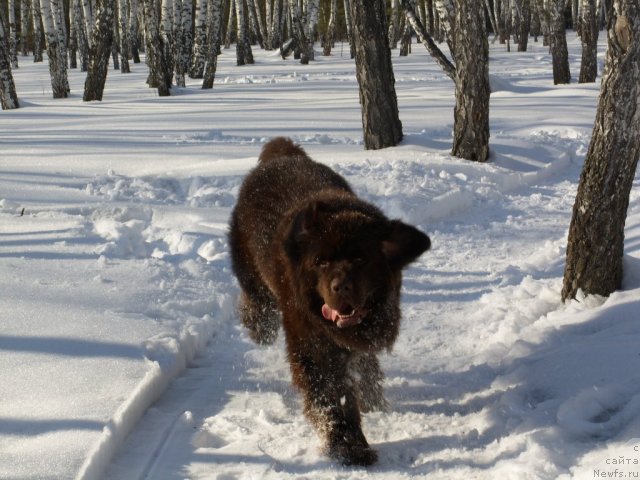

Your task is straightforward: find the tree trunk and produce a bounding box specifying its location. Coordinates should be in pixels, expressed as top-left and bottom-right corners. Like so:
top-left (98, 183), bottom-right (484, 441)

top-left (21, 0), bottom-right (30, 57)
top-left (40, 0), bottom-right (69, 98)
top-left (517, 0), bottom-right (531, 51)
top-left (118, 0), bottom-right (131, 73)
top-left (451, 0), bottom-right (490, 161)
top-left (236, 0), bottom-right (254, 65)
top-left (191, 0), bottom-right (208, 78)
top-left (562, 0), bottom-right (640, 301)
top-left (31, 0), bottom-right (44, 62)
top-left (579, 0), bottom-right (599, 82)
top-left (9, 0), bottom-right (19, 68)
top-left (343, 0), bottom-right (355, 58)
top-left (349, 0), bottom-right (403, 150)
top-left (549, 0), bottom-right (571, 84)
top-left (0, 13), bottom-right (20, 109)
top-left (143, 0), bottom-right (171, 95)
top-left (322, 0), bottom-right (337, 55)
top-left (202, 0), bottom-right (223, 88)
top-left (129, 0), bottom-right (140, 63)
top-left (83, 0), bottom-right (115, 101)
top-left (400, 0), bottom-right (456, 80)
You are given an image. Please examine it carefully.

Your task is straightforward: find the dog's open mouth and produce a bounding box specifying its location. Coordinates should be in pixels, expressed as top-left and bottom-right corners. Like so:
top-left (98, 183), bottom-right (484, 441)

top-left (321, 304), bottom-right (367, 328)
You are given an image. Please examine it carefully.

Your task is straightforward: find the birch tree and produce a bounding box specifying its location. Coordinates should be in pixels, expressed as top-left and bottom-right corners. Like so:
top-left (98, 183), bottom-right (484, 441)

top-left (579, 0), bottom-right (599, 82)
top-left (21, 0), bottom-right (30, 56)
top-left (562, 0), bottom-right (640, 300)
top-left (191, 0), bottom-right (208, 78)
top-left (8, 0), bottom-right (18, 68)
top-left (202, 0), bottom-right (223, 88)
top-left (350, 0), bottom-right (403, 149)
top-left (40, 0), bottom-right (69, 97)
top-left (0, 11), bottom-right (19, 109)
top-left (143, 0), bottom-right (171, 95)
top-left (236, 0), bottom-right (254, 65)
top-left (451, 0), bottom-right (490, 161)
top-left (83, 0), bottom-right (115, 101)
top-left (322, 0), bottom-right (337, 55)
top-left (31, 0), bottom-right (44, 62)
top-left (118, 0), bottom-right (131, 73)
top-left (549, 0), bottom-right (571, 83)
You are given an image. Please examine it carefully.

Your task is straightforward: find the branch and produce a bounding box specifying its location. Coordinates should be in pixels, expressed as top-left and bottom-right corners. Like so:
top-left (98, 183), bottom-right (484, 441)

top-left (399, 0), bottom-right (456, 81)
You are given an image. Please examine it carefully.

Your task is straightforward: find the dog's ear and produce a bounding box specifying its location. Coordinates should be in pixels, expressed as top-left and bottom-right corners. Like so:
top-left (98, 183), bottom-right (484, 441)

top-left (284, 202), bottom-right (324, 261)
top-left (382, 220), bottom-right (431, 269)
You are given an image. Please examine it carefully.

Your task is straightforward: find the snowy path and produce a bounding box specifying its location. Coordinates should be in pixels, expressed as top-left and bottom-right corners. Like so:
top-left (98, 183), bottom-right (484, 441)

top-left (103, 135), bottom-right (630, 479)
top-left (3, 36), bottom-right (640, 480)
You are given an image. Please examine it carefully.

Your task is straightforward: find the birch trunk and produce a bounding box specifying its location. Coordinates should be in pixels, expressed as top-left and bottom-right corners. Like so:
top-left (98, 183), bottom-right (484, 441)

top-left (202, 0), bottom-right (223, 88)
top-left (451, 0), bottom-right (490, 162)
top-left (400, 0), bottom-right (455, 80)
top-left (118, 0), bottom-right (131, 73)
top-left (143, 0), bottom-right (171, 95)
top-left (129, 0), bottom-right (140, 63)
top-left (83, 0), bottom-right (115, 101)
top-left (191, 0), bottom-right (208, 78)
top-left (562, 0), bottom-right (640, 300)
top-left (343, 0), bottom-right (354, 58)
top-left (549, 0), bottom-right (571, 83)
top-left (579, 0), bottom-right (599, 82)
top-left (349, 0), bottom-right (403, 149)
top-left (322, 0), bottom-right (337, 55)
top-left (9, 0), bottom-right (18, 68)
top-left (0, 13), bottom-right (19, 109)
top-left (21, 0), bottom-right (30, 56)
top-left (40, 0), bottom-right (69, 97)
top-left (31, 0), bottom-right (44, 61)
top-left (236, 0), bottom-right (254, 65)
top-left (306, 0), bottom-right (319, 60)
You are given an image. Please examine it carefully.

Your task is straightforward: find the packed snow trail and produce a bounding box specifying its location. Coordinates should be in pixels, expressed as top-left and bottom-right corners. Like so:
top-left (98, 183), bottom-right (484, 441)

top-left (4, 36), bottom-right (640, 480)
top-left (104, 130), bottom-right (640, 479)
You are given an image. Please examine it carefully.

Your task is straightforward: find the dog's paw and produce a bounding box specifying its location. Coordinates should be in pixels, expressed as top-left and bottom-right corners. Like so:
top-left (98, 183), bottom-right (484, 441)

top-left (327, 442), bottom-right (378, 466)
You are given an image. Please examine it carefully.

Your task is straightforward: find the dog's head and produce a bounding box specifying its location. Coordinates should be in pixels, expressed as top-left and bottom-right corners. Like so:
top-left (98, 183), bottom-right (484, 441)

top-left (284, 200), bottom-right (430, 350)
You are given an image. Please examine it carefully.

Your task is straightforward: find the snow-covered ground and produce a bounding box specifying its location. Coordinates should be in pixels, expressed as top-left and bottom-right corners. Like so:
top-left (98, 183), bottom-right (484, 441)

top-left (2, 35), bottom-right (640, 480)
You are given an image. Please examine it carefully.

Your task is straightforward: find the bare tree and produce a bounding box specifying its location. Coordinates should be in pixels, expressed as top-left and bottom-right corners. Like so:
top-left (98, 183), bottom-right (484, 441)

top-left (579, 0), bottom-right (599, 82)
top-left (83, 0), bottom-right (115, 101)
top-left (143, 0), bottom-right (171, 95)
top-left (0, 11), bottom-right (19, 109)
top-left (202, 0), bottom-right (223, 88)
top-left (40, 0), bottom-right (69, 97)
top-left (8, 0), bottom-right (18, 68)
top-left (451, 0), bottom-right (490, 161)
top-left (349, 0), bottom-right (403, 149)
top-left (562, 0), bottom-right (640, 300)
top-left (549, 0), bottom-right (571, 83)
top-left (191, 0), bottom-right (208, 78)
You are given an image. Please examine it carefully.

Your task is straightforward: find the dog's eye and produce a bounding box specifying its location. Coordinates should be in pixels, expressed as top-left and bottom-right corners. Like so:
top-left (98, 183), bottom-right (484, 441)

top-left (314, 257), bottom-right (330, 268)
top-left (353, 257), bottom-right (366, 266)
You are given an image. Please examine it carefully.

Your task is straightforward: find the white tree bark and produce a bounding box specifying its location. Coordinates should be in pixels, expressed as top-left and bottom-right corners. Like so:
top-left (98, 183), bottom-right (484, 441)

top-left (8, 0), bottom-right (18, 68)
top-left (191, 0), bottom-right (208, 78)
top-left (0, 13), bottom-right (19, 109)
top-left (40, 0), bottom-right (69, 97)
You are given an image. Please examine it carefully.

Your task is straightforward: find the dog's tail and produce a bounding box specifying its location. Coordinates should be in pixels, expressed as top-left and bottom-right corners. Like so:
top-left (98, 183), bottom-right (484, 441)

top-left (258, 137), bottom-right (308, 163)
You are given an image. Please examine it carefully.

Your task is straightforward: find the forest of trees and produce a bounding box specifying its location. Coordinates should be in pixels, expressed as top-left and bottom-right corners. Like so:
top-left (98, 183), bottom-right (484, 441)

top-left (2, 0), bottom-right (639, 302)
top-left (0, 0), bottom-right (611, 104)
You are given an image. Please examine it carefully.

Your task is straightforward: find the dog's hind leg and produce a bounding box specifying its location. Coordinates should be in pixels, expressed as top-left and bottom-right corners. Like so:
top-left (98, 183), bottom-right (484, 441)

top-left (229, 220), bottom-right (280, 345)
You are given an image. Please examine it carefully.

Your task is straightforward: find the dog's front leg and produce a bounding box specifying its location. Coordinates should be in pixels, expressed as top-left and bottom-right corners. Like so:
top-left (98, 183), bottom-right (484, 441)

top-left (287, 336), bottom-right (378, 466)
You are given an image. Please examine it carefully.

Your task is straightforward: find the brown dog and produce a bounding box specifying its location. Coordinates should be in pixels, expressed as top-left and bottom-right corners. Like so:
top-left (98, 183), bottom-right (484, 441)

top-left (229, 137), bottom-right (430, 466)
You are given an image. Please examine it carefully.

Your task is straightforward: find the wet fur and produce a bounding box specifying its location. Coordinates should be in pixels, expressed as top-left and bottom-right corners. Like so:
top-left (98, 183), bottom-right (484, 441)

top-left (229, 137), bottom-right (430, 466)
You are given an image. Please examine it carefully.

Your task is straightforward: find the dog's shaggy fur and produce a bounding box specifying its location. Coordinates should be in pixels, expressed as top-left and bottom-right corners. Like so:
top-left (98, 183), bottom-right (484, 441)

top-left (229, 137), bottom-right (430, 466)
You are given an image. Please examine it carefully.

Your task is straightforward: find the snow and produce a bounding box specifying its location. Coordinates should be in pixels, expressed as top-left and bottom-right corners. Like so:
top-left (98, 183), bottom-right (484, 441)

top-left (2, 35), bottom-right (640, 480)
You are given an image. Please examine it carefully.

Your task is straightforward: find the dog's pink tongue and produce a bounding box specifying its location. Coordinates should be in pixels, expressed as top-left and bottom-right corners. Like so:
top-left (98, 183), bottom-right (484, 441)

top-left (321, 304), bottom-right (339, 322)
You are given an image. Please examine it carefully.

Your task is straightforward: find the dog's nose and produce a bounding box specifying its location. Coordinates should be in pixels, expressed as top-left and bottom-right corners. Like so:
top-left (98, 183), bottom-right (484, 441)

top-left (331, 277), bottom-right (353, 294)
